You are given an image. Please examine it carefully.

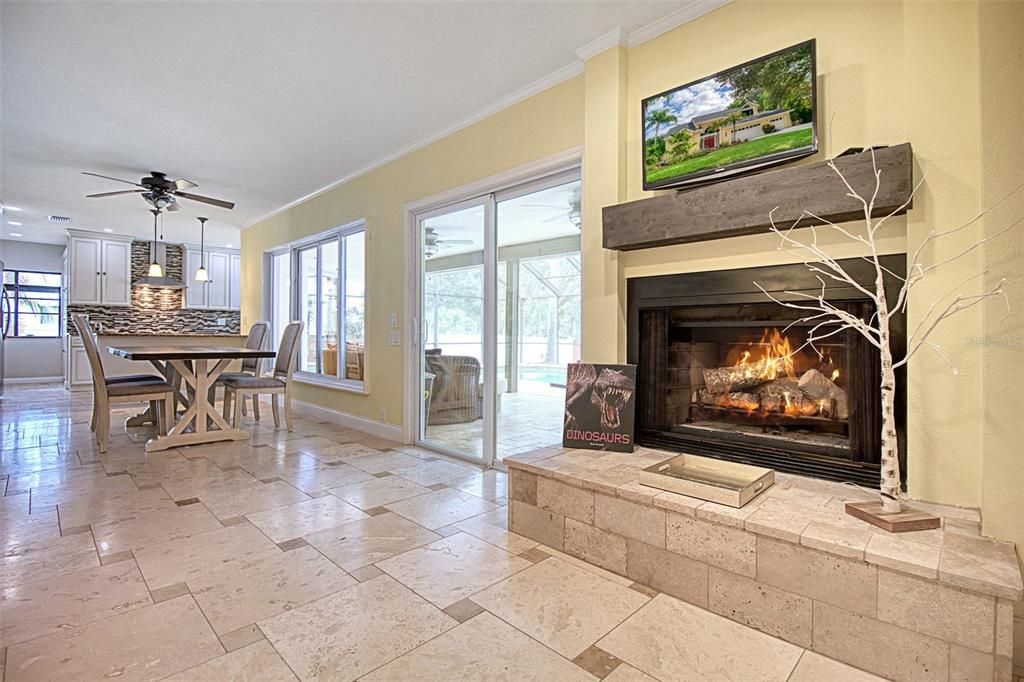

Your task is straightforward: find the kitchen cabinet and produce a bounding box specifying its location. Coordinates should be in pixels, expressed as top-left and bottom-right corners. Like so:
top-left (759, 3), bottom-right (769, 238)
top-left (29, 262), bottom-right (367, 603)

top-left (207, 251), bottom-right (230, 309)
top-left (67, 231), bottom-right (133, 306)
top-left (66, 336), bottom-right (93, 390)
top-left (229, 253), bottom-right (242, 310)
top-left (182, 246), bottom-right (240, 310)
top-left (184, 249), bottom-right (206, 308)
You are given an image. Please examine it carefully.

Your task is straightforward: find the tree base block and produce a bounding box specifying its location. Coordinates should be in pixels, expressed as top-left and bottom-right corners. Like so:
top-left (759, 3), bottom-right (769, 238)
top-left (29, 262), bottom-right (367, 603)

top-left (845, 501), bottom-right (942, 533)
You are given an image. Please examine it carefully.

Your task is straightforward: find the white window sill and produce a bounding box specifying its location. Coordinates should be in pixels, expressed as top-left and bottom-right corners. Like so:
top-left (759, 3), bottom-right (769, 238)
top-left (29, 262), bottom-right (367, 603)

top-left (294, 372), bottom-right (367, 395)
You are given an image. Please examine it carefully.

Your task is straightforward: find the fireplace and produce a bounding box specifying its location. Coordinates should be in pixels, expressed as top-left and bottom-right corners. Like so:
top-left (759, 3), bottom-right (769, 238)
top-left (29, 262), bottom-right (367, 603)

top-left (626, 256), bottom-right (906, 487)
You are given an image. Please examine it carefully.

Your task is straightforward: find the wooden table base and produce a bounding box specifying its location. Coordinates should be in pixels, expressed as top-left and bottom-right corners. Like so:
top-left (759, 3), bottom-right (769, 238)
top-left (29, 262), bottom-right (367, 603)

top-left (125, 360), bottom-right (190, 428)
top-left (144, 358), bottom-right (249, 452)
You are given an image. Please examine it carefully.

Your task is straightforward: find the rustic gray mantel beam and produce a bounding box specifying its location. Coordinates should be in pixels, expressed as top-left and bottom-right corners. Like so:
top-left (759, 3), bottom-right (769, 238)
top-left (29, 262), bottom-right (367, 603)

top-left (603, 143), bottom-right (914, 251)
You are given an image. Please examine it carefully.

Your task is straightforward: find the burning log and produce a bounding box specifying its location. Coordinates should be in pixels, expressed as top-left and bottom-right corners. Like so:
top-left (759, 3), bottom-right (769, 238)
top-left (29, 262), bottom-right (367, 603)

top-left (756, 378), bottom-right (803, 413)
top-left (798, 369), bottom-right (848, 419)
top-left (703, 361), bottom-right (783, 393)
top-left (698, 388), bottom-right (760, 411)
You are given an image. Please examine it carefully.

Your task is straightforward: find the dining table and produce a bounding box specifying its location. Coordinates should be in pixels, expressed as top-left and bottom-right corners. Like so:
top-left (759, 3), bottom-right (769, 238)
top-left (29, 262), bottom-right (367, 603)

top-left (106, 344), bottom-right (277, 452)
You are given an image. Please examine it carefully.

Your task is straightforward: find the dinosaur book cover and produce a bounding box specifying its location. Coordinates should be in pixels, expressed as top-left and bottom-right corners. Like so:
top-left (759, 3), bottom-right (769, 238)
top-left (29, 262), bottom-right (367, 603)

top-left (563, 363), bottom-right (637, 453)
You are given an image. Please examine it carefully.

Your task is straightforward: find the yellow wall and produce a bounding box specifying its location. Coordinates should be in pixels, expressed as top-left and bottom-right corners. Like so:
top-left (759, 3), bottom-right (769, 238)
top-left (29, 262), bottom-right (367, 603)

top-left (240, 76), bottom-right (584, 428)
top-left (579, 0), bottom-right (1010, 513)
top-left (243, 0), bottom-right (1021, 553)
top-left (978, 0), bottom-right (1024, 577)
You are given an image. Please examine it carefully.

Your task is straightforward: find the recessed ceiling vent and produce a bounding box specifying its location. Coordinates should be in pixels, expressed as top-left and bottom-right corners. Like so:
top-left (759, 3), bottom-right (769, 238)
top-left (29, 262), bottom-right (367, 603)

top-left (48, 215), bottom-right (72, 224)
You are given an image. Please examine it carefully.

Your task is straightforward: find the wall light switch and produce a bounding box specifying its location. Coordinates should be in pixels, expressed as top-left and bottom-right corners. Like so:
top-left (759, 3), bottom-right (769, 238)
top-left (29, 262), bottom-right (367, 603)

top-left (390, 313), bottom-right (399, 329)
top-left (388, 330), bottom-right (400, 346)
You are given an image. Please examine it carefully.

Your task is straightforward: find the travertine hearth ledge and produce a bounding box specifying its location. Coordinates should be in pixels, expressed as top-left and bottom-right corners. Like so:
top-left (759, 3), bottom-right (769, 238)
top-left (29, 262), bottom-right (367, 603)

top-left (505, 446), bottom-right (1022, 682)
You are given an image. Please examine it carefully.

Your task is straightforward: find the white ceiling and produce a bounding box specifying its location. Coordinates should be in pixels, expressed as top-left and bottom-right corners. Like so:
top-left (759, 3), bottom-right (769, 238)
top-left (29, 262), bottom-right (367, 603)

top-left (0, 1), bottom-right (697, 247)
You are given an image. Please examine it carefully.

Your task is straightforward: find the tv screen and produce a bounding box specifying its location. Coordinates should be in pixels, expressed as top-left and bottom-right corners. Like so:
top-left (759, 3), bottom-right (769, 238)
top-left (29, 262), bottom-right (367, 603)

top-left (642, 39), bottom-right (817, 191)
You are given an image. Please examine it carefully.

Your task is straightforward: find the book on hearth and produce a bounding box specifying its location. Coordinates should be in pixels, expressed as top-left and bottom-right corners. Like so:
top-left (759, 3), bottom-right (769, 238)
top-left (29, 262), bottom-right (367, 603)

top-left (562, 363), bottom-right (637, 453)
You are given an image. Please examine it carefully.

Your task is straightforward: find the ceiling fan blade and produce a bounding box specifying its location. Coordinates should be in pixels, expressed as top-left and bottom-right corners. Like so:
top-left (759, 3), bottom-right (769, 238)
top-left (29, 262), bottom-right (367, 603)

top-left (175, 191), bottom-right (235, 210)
top-left (174, 178), bottom-right (198, 190)
top-left (86, 189), bottom-right (145, 198)
top-left (82, 171), bottom-right (143, 187)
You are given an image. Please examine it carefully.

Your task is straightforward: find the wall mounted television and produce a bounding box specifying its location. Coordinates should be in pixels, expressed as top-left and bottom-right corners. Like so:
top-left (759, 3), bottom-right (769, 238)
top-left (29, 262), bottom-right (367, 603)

top-left (642, 39), bottom-right (817, 191)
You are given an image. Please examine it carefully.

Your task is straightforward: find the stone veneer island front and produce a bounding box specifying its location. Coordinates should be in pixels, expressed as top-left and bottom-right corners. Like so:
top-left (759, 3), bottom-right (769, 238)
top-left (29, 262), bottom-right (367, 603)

top-left (505, 446), bottom-right (1023, 682)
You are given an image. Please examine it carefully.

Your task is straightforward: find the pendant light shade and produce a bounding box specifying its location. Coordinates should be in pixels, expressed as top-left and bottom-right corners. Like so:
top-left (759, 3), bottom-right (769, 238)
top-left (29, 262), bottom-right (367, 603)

top-left (148, 209), bottom-right (164, 277)
top-left (195, 217), bottom-right (210, 282)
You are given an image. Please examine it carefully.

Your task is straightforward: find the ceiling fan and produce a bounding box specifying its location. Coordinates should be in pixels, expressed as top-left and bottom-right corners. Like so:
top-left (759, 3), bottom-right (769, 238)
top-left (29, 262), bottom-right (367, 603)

top-left (424, 226), bottom-right (473, 258)
top-left (82, 170), bottom-right (235, 211)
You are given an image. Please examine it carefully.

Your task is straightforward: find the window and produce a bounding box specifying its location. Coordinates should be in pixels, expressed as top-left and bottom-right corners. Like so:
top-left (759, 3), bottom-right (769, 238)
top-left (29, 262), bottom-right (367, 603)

top-left (2, 270), bottom-right (62, 338)
top-left (268, 221), bottom-right (366, 390)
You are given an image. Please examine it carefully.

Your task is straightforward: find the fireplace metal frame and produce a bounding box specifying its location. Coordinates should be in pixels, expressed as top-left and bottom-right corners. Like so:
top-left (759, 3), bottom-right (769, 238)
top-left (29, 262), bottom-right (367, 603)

top-left (626, 255), bottom-right (907, 488)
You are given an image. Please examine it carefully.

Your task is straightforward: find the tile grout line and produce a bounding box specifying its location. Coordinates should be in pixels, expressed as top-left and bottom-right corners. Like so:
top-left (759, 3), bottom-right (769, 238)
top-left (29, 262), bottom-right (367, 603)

top-left (784, 648), bottom-right (808, 681)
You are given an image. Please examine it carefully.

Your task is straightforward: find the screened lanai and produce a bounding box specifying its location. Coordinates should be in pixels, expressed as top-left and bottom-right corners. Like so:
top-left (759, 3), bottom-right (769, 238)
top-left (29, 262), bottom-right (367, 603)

top-left (421, 178), bottom-right (582, 459)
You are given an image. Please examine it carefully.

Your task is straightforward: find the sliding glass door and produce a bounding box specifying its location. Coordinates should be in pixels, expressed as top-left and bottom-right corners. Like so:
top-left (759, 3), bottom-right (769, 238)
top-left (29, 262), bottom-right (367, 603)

top-left (416, 171), bottom-right (581, 466)
top-left (419, 199), bottom-right (489, 460)
top-left (495, 180), bottom-right (581, 460)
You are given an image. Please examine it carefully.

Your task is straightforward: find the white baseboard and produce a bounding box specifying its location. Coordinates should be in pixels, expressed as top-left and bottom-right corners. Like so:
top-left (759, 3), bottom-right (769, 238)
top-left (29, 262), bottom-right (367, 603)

top-left (292, 399), bottom-right (404, 443)
top-left (4, 376), bottom-right (65, 385)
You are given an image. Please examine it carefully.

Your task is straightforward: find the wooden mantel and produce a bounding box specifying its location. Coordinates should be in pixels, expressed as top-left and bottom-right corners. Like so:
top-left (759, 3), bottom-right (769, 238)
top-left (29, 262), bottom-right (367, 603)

top-left (603, 143), bottom-right (914, 251)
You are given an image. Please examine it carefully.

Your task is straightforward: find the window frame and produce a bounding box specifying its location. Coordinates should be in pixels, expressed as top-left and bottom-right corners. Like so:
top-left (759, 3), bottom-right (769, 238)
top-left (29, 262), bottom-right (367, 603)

top-left (2, 269), bottom-right (63, 338)
top-left (268, 220), bottom-right (367, 394)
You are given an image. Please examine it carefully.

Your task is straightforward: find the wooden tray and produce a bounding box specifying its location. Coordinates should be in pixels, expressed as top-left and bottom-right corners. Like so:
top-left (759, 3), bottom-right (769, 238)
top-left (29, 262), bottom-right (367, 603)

top-left (640, 453), bottom-right (775, 508)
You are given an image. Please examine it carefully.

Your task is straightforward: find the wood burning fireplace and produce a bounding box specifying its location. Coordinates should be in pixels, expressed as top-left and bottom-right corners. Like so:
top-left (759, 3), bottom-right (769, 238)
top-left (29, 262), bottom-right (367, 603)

top-left (627, 256), bottom-right (906, 488)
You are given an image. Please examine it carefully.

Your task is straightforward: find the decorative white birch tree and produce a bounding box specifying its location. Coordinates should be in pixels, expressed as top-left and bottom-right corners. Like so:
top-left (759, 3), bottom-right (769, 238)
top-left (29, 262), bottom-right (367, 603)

top-left (756, 149), bottom-right (1017, 513)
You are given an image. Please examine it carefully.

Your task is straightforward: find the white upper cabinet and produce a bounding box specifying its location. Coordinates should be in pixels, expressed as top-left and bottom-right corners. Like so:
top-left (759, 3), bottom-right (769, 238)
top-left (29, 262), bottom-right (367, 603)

top-left (229, 253), bottom-right (242, 311)
top-left (207, 251), bottom-right (230, 309)
top-left (184, 249), bottom-right (207, 308)
top-left (68, 233), bottom-right (132, 306)
top-left (100, 240), bottom-right (131, 305)
top-left (182, 246), bottom-right (240, 310)
top-left (69, 237), bottom-right (102, 304)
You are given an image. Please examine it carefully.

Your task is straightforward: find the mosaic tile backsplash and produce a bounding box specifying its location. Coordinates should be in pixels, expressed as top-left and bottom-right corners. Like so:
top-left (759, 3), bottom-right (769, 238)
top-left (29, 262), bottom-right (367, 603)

top-left (68, 241), bottom-right (241, 336)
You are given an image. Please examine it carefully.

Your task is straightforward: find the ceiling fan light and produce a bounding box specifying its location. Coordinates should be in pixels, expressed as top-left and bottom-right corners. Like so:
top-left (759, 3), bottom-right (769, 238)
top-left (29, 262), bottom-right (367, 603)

top-left (148, 262), bottom-right (164, 277)
top-left (194, 266), bottom-right (210, 282)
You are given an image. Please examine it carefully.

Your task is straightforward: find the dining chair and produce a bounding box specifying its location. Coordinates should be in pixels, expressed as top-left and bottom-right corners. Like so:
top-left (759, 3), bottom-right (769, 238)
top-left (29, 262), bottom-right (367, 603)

top-left (215, 320), bottom-right (270, 419)
top-left (73, 314), bottom-right (170, 432)
top-left (221, 320), bottom-right (303, 431)
top-left (71, 314), bottom-right (175, 453)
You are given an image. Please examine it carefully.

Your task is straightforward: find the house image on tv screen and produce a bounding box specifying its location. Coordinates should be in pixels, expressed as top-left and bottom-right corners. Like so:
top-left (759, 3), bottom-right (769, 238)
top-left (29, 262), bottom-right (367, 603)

top-left (664, 102), bottom-right (796, 152)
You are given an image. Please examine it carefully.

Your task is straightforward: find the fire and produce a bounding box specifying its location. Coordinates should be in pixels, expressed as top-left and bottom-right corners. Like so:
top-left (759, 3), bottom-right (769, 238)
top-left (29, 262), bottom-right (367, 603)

top-left (704, 327), bottom-right (844, 420)
top-left (733, 328), bottom-right (796, 382)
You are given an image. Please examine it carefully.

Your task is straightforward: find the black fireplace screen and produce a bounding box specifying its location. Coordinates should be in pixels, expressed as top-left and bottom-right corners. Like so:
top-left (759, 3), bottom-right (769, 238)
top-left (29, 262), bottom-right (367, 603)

top-left (628, 258), bottom-right (905, 488)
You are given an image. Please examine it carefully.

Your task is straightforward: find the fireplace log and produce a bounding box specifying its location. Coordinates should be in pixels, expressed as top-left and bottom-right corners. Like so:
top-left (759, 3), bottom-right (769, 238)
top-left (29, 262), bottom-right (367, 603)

top-left (698, 388), bottom-right (760, 411)
top-left (703, 363), bottom-right (783, 393)
top-left (798, 369), bottom-right (849, 419)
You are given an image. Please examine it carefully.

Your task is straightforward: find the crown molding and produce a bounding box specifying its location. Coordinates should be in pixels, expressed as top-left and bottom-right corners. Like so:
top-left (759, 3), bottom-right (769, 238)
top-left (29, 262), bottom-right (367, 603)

top-left (574, 28), bottom-right (627, 62)
top-left (243, 61), bottom-right (584, 229)
top-left (627, 0), bottom-right (732, 47)
top-left (244, 1), bottom-right (732, 231)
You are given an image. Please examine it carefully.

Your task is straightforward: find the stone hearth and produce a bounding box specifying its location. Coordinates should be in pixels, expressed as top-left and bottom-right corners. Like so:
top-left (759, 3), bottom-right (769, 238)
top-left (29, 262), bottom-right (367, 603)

top-left (505, 446), bottom-right (1023, 682)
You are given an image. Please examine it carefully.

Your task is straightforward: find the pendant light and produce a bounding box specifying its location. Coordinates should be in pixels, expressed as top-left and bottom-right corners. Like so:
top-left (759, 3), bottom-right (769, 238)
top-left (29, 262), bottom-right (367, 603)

top-left (147, 209), bottom-right (164, 277)
top-left (194, 217), bottom-right (210, 282)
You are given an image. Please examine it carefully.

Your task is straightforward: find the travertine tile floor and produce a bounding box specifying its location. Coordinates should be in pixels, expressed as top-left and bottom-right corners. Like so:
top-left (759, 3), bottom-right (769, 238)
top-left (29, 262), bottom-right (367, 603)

top-left (0, 383), bottom-right (887, 681)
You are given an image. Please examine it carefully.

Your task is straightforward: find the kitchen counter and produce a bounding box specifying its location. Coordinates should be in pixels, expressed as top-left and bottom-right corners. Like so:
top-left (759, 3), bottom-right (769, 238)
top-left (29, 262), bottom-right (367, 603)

top-left (97, 332), bottom-right (245, 337)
